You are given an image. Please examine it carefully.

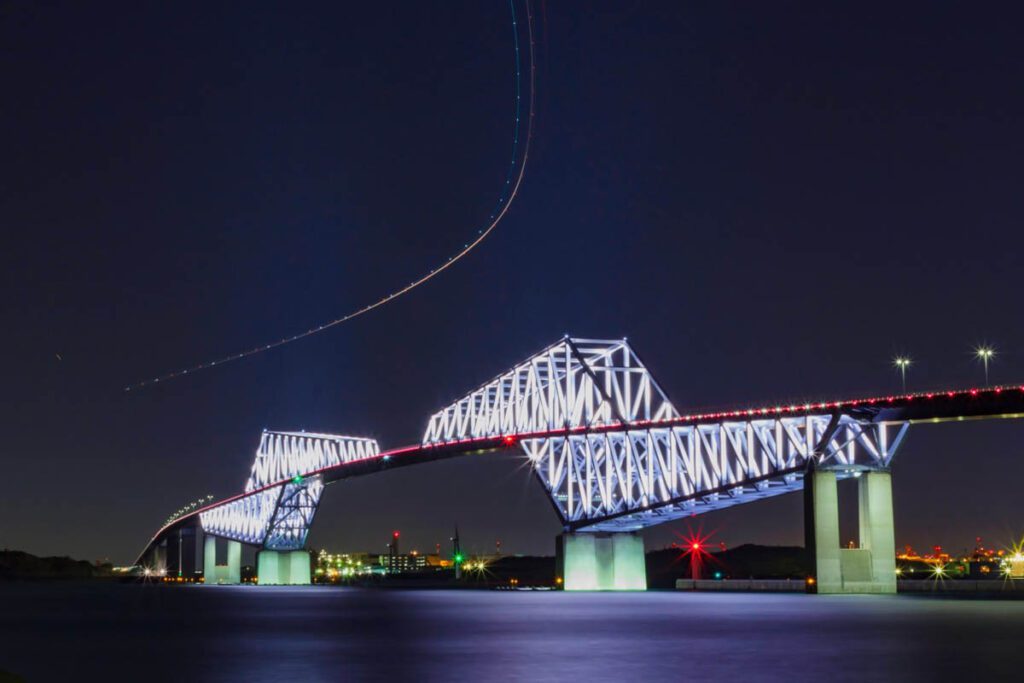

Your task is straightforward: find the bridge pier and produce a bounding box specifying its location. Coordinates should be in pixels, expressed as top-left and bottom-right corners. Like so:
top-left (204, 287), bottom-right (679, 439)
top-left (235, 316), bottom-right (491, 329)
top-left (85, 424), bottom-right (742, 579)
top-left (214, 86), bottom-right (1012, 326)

top-left (257, 550), bottom-right (312, 585)
top-left (203, 536), bottom-right (241, 585)
top-left (557, 532), bottom-right (646, 590)
top-left (805, 469), bottom-right (896, 594)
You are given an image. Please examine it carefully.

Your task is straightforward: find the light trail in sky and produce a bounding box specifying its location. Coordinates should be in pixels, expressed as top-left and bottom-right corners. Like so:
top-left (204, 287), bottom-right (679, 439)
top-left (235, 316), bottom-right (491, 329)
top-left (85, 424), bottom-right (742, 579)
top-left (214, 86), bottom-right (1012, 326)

top-left (126, 0), bottom-right (536, 392)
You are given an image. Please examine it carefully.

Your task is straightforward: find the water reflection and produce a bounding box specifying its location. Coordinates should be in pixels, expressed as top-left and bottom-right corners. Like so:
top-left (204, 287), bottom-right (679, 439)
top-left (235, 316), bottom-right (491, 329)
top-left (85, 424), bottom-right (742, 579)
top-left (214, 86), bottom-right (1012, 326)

top-left (1, 583), bottom-right (1023, 682)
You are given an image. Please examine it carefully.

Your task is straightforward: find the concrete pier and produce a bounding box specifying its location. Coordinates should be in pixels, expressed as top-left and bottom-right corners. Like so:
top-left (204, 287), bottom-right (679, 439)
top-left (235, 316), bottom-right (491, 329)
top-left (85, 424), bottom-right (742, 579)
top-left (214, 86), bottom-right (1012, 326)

top-left (858, 470), bottom-right (897, 593)
top-left (203, 536), bottom-right (241, 585)
top-left (558, 532), bottom-right (646, 590)
top-left (257, 550), bottom-right (312, 585)
top-left (805, 469), bottom-right (896, 594)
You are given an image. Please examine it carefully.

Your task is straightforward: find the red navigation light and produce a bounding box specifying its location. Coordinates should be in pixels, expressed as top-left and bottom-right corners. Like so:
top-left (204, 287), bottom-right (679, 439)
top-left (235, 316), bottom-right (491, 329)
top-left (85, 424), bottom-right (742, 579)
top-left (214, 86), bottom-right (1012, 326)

top-left (691, 542), bottom-right (701, 551)
top-left (503, 435), bottom-right (517, 446)
top-left (393, 530), bottom-right (400, 538)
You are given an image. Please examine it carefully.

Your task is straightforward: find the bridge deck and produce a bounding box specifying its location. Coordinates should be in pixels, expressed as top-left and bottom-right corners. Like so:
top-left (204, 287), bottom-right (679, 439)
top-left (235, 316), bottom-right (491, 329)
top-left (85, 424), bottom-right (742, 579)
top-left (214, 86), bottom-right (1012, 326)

top-left (136, 383), bottom-right (1024, 564)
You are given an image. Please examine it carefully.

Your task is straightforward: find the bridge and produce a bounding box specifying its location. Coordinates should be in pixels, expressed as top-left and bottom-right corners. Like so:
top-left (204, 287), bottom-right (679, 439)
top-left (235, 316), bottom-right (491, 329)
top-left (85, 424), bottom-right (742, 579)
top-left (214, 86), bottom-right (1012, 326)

top-left (137, 336), bottom-right (1024, 592)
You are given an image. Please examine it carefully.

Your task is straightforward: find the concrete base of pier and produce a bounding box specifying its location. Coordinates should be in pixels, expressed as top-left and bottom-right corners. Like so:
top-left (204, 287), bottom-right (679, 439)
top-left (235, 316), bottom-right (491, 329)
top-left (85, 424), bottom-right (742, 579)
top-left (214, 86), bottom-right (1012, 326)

top-left (257, 550), bottom-right (311, 585)
top-left (557, 532), bottom-right (646, 591)
top-left (805, 469), bottom-right (896, 594)
top-left (203, 536), bottom-right (241, 585)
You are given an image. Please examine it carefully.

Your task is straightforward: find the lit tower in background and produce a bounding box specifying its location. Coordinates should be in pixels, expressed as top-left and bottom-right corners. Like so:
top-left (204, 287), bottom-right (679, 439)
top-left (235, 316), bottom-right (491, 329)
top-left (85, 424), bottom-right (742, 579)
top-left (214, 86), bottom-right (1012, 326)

top-left (388, 530), bottom-right (400, 574)
top-left (451, 526), bottom-right (463, 580)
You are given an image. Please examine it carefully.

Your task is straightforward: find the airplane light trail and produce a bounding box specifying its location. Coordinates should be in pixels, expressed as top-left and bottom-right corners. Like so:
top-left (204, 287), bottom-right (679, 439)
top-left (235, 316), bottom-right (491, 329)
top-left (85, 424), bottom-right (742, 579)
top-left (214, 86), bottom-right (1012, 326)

top-left (126, 0), bottom-right (536, 392)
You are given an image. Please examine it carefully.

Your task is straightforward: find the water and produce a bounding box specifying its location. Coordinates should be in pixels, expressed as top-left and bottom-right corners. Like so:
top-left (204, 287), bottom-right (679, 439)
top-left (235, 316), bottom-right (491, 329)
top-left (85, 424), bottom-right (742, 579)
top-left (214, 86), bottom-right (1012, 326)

top-left (2, 583), bottom-right (1023, 682)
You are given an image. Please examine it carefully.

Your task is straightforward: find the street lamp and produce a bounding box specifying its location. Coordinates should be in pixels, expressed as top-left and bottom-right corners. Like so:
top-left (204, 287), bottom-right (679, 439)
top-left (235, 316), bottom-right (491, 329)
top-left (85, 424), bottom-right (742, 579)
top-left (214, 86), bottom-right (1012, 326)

top-left (975, 346), bottom-right (996, 387)
top-left (893, 357), bottom-right (911, 393)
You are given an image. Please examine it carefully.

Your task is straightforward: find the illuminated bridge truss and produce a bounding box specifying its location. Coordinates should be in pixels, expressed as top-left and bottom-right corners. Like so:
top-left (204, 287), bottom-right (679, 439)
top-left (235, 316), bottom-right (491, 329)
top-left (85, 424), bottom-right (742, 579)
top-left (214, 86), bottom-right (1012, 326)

top-left (423, 337), bottom-right (679, 442)
top-left (200, 432), bottom-right (376, 548)
top-left (521, 416), bottom-right (907, 531)
top-left (424, 337), bottom-right (910, 532)
top-left (198, 477), bottom-right (326, 549)
top-left (246, 430), bottom-right (378, 491)
top-left (264, 476), bottom-right (325, 550)
top-left (199, 487), bottom-right (280, 545)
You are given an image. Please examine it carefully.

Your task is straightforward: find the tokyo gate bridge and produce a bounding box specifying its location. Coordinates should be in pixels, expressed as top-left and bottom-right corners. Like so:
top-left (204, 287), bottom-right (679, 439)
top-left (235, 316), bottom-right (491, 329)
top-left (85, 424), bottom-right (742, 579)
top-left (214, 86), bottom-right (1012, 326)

top-left (136, 336), bottom-right (1024, 592)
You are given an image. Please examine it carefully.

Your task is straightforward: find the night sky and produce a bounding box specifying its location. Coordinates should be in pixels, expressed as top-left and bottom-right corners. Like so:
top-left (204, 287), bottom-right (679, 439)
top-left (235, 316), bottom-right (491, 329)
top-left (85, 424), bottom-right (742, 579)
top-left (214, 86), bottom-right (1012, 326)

top-left (3, 1), bottom-right (1023, 564)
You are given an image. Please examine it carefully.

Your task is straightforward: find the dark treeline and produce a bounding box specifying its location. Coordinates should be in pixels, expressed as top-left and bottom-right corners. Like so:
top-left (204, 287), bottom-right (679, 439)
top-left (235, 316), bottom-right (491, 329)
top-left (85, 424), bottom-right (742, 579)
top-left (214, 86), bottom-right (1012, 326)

top-left (0, 550), bottom-right (111, 580)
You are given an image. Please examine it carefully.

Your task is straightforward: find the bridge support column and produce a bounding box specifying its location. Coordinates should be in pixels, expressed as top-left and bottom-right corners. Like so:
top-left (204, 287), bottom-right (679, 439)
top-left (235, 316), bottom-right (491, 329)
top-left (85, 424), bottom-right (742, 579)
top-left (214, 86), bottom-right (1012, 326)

top-left (805, 469), bottom-right (896, 594)
top-left (203, 536), bottom-right (241, 585)
top-left (557, 532), bottom-right (646, 591)
top-left (805, 470), bottom-right (842, 592)
top-left (857, 471), bottom-right (897, 593)
top-left (257, 550), bottom-right (311, 585)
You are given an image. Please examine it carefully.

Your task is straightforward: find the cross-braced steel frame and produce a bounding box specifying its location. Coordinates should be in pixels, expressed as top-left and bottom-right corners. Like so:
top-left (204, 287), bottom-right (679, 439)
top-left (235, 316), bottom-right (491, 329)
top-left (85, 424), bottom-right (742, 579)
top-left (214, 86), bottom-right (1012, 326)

top-left (246, 430), bottom-right (379, 491)
top-left (520, 415), bottom-right (907, 531)
top-left (424, 338), bottom-right (910, 531)
top-left (200, 432), bottom-right (377, 547)
top-left (423, 337), bottom-right (678, 442)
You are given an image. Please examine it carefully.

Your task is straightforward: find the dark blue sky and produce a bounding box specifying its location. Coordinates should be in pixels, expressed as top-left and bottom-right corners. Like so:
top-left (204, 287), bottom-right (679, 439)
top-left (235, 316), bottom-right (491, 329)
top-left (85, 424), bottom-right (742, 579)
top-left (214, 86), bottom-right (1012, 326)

top-left (3, 1), bottom-right (1023, 563)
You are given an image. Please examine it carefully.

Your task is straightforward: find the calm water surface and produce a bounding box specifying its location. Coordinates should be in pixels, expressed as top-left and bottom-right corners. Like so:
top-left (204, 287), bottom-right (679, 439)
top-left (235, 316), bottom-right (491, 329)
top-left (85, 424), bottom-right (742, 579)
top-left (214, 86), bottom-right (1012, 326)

top-left (2, 583), bottom-right (1023, 682)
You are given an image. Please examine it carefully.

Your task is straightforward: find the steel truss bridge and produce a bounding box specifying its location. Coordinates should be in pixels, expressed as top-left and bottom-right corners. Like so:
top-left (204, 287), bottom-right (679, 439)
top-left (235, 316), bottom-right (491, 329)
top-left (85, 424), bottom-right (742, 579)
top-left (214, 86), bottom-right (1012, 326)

top-left (137, 336), bottom-right (1024, 582)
